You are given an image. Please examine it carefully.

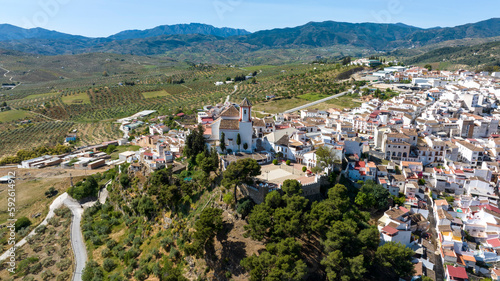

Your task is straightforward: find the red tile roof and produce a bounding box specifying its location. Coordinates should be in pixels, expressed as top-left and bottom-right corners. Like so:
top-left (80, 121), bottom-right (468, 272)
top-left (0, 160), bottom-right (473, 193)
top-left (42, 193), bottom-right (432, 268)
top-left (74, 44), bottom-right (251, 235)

top-left (487, 238), bottom-right (500, 248)
top-left (446, 265), bottom-right (468, 280)
top-left (381, 225), bottom-right (399, 235)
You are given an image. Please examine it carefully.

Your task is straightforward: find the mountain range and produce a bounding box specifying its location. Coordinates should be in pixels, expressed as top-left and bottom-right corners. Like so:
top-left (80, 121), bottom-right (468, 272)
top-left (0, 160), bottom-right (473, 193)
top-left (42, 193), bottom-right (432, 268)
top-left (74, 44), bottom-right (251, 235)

top-left (0, 19), bottom-right (499, 61)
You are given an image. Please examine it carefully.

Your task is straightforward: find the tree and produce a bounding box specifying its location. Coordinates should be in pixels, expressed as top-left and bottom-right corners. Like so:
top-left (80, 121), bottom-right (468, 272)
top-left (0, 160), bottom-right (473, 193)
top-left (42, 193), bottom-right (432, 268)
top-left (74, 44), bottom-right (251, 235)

top-left (105, 145), bottom-right (116, 155)
top-left (223, 192), bottom-right (235, 206)
top-left (302, 166), bottom-right (307, 173)
top-left (282, 180), bottom-right (302, 196)
top-left (135, 196), bottom-right (156, 219)
top-left (424, 64), bottom-right (432, 71)
top-left (241, 238), bottom-right (307, 281)
top-left (312, 146), bottom-right (341, 174)
top-left (243, 143), bottom-right (249, 150)
top-left (120, 173), bottom-right (130, 187)
top-left (219, 132), bottom-right (226, 152)
top-left (82, 260), bottom-right (104, 281)
top-left (15, 217), bottom-right (31, 231)
top-left (190, 208), bottom-right (223, 257)
top-left (236, 133), bottom-right (241, 151)
top-left (375, 242), bottom-right (415, 277)
top-left (357, 180), bottom-right (390, 211)
top-left (237, 198), bottom-right (254, 219)
top-left (222, 158), bottom-right (261, 206)
top-left (103, 258), bottom-right (116, 272)
top-left (184, 125), bottom-right (206, 161)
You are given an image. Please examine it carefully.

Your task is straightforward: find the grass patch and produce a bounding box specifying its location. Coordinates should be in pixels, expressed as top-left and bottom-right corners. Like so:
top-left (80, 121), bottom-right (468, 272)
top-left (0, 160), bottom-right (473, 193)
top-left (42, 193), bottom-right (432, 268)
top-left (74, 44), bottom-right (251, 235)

top-left (61, 92), bottom-right (90, 104)
top-left (253, 97), bottom-right (309, 114)
top-left (110, 144), bottom-right (141, 160)
top-left (21, 92), bottom-right (58, 100)
top-left (142, 90), bottom-right (170, 99)
top-left (241, 65), bottom-right (275, 72)
top-left (297, 92), bottom-right (330, 101)
top-left (0, 109), bottom-right (32, 122)
top-left (324, 95), bottom-right (362, 109)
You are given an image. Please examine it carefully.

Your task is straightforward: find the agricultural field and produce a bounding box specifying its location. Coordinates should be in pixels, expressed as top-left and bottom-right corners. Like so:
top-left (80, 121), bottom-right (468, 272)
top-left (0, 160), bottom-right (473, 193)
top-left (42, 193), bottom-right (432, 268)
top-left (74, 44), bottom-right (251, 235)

top-left (0, 121), bottom-right (73, 157)
top-left (297, 92), bottom-right (330, 101)
top-left (253, 97), bottom-right (310, 114)
top-left (141, 90), bottom-right (170, 99)
top-left (0, 53), bottom-right (364, 159)
top-left (71, 122), bottom-right (123, 146)
top-left (0, 109), bottom-right (32, 122)
top-left (0, 206), bottom-right (74, 281)
top-left (61, 92), bottom-right (91, 105)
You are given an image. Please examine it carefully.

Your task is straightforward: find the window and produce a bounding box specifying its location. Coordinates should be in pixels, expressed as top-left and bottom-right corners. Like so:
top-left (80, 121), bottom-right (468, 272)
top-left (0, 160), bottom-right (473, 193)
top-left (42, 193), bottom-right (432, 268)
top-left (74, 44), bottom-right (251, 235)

top-left (244, 110), bottom-right (247, 115)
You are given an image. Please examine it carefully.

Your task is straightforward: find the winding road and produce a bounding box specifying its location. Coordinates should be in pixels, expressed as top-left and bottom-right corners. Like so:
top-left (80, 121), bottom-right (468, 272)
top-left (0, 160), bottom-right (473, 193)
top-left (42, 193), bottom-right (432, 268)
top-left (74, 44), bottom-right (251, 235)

top-left (0, 66), bottom-right (21, 89)
top-left (0, 180), bottom-right (111, 281)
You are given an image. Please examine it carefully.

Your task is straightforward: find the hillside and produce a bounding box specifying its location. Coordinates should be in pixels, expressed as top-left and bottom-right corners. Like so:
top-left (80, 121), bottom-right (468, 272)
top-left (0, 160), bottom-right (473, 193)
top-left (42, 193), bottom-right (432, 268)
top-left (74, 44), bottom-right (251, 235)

top-left (402, 41), bottom-right (500, 69)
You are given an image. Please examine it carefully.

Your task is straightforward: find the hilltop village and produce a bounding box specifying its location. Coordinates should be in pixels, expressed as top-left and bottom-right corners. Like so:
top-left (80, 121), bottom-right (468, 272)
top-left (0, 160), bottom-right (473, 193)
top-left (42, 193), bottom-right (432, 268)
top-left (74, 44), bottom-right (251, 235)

top-left (14, 64), bottom-right (500, 280)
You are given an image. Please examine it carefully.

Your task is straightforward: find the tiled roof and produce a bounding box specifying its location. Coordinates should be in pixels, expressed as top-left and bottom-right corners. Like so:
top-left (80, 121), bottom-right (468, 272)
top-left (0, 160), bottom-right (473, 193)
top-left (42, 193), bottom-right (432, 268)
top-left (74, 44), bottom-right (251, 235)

top-left (220, 105), bottom-right (240, 117)
top-left (446, 265), bottom-right (468, 279)
top-left (219, 119), bottom-right (240, 130)
top-left (240, 98), bottom-right (252, 107)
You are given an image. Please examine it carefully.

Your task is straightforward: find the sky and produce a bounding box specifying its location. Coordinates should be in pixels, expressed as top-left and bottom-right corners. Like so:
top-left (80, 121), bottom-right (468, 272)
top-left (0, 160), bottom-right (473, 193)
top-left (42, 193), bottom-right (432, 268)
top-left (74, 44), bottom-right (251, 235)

top-left (0, 0), bottom-right (498, 37)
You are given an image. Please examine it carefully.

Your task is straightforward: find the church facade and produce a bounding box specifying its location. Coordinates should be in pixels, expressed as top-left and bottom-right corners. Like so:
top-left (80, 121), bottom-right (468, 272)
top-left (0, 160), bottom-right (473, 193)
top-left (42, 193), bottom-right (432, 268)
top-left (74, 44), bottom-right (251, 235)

top-left (210, 98), bottom-right (255, 153)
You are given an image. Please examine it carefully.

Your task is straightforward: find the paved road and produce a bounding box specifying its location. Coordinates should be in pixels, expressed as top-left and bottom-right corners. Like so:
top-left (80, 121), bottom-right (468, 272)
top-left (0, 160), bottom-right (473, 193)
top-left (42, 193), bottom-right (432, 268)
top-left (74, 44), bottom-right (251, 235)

top-left (65, 197), bottom-right (86, 281)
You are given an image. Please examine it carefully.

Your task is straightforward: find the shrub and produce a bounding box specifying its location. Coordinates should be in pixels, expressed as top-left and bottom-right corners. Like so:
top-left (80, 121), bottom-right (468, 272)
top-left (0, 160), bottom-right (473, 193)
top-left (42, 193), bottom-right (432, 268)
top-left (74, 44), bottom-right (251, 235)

top-left (302, 166), bottom-right (307, 173)
top-left (286, 160), bottom-right (291, 165)
top-left (272, 159), bottom-right (278, 165)
top-left (103, 258), bottom-right (116, 272)
top-left (15, 217), bottom-right (31, 232)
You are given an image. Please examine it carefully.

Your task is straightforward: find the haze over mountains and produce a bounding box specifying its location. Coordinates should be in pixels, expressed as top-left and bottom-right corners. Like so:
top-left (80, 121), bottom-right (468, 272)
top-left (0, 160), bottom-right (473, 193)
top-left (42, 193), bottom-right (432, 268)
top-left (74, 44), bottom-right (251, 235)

top-left (0, 18), bottom-right (498, 58)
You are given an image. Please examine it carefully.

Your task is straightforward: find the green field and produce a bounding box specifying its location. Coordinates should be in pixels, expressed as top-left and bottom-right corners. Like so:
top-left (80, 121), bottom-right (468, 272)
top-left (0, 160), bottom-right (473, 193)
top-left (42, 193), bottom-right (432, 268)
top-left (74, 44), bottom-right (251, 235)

top-left (253, 98), bottom-right (309, 114)
top-left (110, 144), bottom-right (141, 160)
top-left (61, 92), bottom-right (91, 104)
top-left (22, 92), bottom-right (58, 100)
top-left (297, 92), bottom-right (330, 101)
top-left (325, 95), bottom-right (362, 109)
top-left (241, 65), bottom-right (275, 72)
top-left (0, 109), bottom-right (32, 122)
top-left (142, 90), bottom-right (171, 99)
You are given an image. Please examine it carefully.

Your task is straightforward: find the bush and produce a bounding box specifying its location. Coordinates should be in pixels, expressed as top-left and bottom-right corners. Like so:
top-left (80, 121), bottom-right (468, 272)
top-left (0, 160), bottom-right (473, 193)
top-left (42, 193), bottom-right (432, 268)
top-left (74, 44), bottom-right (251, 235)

top-left (15, 217), bottom-right (32, 232)
top-left (302, 166), bottom-right (307, 173)
top-left (237, 198), bottom-right (255, 219)
top-left (273, 159), bottom-right (278, 165)
top-left (286, 160), bottom-right (291, 165)
top-left (103, 258), bottom-right (117, 272)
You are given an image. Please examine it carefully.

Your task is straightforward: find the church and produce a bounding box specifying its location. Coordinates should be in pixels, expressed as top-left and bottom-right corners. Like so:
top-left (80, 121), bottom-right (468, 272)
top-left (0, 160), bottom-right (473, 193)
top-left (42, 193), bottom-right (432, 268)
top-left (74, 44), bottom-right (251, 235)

top-left (209, 98), bottom-right (255, 153)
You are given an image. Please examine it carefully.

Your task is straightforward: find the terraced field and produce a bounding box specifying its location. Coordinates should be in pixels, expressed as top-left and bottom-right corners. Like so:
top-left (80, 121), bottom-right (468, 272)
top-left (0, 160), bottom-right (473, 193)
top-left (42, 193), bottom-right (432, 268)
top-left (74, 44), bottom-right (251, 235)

top-left (0, 121), bottom-right (73, 157)
top-left (0, 57), bottom-right (364, 159)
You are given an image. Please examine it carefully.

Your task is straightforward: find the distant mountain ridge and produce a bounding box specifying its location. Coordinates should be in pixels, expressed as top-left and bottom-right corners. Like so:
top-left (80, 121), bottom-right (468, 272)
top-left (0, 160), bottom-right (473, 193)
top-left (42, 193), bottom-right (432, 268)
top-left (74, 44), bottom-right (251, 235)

top-left (0, 24), bottom-right (84, 41)
top-left (0, 18), bottom-right (498, 60)
top-left (108, 23), bottom-right (251, 40)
